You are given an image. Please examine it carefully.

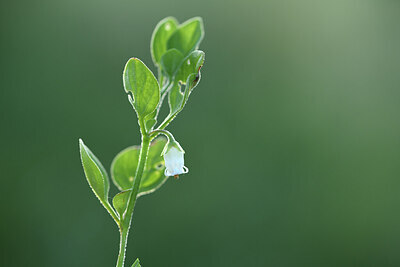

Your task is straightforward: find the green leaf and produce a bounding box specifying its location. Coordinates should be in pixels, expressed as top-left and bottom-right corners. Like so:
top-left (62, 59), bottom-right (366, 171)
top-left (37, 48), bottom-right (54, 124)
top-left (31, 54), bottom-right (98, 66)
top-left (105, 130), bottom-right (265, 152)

top-left (151, 17), bottom-right (178, 66)
top-left (79, 139), bottom-right (110, 203)
top-left (166, 50), bottom-right (205, 120)
top-left (167, 17), bottom-right (204, 57)
top-left (175, 50), bottom-right (205, 84)
top-left (112, 190), bottom-right (131, 218)
top-left (144, 111), bottom-right (157, 132)
top-left (123, 58), bottom-right (160, 119)
top-left (111, 137), bottom-right (169, 198)
top-left (132, 258), bottom-right (141, 267)
top-left (160, 49), bottom-right (184, 80)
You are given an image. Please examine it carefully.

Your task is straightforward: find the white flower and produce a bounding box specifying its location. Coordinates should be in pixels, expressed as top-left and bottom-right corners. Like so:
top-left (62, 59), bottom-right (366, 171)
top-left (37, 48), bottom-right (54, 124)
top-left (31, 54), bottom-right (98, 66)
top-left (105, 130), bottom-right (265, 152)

top-left (163, 142), bottom-right (188, 177)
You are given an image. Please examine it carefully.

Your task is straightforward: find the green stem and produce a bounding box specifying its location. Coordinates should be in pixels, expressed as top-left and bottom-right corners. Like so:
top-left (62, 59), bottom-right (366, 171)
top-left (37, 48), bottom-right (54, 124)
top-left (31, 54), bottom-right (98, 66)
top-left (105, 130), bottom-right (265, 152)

top-left (116, 230), bottom-right (128, 267)
top-left (154, 81), bottom-right (172, 120)
top-left (149, 129), bottom-right (175, 142)
top-left (157, 113), bottom-right (177, 130)
top-left (158, 68), bottom-right (162, 84)
top-left (116, 120), bottom-right (150, 267)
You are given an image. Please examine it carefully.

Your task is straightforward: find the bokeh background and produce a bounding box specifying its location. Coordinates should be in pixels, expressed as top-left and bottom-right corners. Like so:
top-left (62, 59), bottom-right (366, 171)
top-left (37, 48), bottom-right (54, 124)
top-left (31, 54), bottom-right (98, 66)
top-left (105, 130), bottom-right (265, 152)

top-left (1, 0), bottom-right (400, 266)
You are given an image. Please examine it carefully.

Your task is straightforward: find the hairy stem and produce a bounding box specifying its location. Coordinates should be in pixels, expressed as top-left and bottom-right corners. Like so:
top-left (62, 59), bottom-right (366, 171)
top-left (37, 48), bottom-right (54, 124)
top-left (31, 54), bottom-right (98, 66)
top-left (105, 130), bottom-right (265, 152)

top-left (149, 129), bottom-right (175, 142)
top-left (116, 230), bottom-right (128, 267)
top-left (116, 122), bottom-right (150, 267)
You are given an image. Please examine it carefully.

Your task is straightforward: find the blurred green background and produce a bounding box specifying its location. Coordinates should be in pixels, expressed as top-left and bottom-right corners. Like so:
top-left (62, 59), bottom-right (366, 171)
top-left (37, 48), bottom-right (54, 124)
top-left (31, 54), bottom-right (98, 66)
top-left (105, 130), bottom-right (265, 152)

top-left (1, 0), bottom-right (400, 266)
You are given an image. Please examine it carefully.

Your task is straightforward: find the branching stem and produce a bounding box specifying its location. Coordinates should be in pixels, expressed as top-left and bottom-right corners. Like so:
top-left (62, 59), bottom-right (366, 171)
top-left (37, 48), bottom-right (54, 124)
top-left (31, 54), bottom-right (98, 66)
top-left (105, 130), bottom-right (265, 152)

top-left (116, 118), bottom-right (151, 267)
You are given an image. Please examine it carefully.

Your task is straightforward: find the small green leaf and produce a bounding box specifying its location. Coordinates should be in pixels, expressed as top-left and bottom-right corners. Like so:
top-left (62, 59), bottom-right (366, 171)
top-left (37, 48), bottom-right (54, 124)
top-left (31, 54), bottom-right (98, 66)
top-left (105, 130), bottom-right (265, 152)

top-left (151, 17), bottom-right (178, 66)
top-left (111, 137), bottom-right (169, 197)
top-left (132, 258), bottom-right (141, 267)
top-left (144, 113), bottom-right (157, 132)
top-left (167, 17), bottom-right (204, 57)
top-left (79, 139), bottom-right (110, 203)
top-left (160, 49), bottom-right (184, 80)
top-left (168, 74), bottom-right (197, 115)
top-left (176, 50), bottom-right (205, 84)
top-left (112, 190), bottom-right (131, 218)
top-left (123, 58), bottom-right (160, 119)
top-left (165, 50), bottom-right (205, 122)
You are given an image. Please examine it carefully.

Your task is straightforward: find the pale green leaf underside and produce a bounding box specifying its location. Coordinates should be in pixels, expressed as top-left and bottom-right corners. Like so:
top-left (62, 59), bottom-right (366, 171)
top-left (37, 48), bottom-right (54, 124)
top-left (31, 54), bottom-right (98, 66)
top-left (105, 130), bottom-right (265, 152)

top-left (123, 58), bottom-right (160, 119)
top-left (112, 190), bottom-right (131, 218)
top-left (151, 17), bottom-right (178, 65)
top-left (111, 137), bottom-right (168, 197)
top-left (79, 139), bottom-right (110, 202)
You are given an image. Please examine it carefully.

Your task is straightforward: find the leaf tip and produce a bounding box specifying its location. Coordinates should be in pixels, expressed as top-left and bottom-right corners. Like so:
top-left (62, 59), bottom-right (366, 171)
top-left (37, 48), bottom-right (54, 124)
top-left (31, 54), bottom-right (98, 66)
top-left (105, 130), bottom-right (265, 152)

top-left (193, 16), bottom-right (203, 23)
top-left (162, 16), bottom-right (178, 24)
top-left (79, 138), bottom-right (86, 151)
top-left (132, 258), bottom-right (141, 267)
